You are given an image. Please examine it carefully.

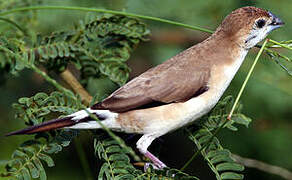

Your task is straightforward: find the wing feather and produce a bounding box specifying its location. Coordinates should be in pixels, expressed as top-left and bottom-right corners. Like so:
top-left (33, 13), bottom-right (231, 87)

top-left (92, 48), bottom-right (210, 112)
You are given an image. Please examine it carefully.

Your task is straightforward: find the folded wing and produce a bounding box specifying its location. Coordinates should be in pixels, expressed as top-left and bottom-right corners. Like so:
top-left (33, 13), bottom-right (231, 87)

top-left (93, 52), bottom-right (210, 112)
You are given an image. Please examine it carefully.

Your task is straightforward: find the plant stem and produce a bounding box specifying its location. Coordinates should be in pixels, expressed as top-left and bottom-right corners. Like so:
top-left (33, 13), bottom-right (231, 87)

top-left (0, 17), bottom-right (26, 35)
top-left (0, 6), bottom-right (213, 34)
top-left (231, 153), bottom-right (292, 180)
top-left (227, 39), bottom-right (268, 120)
top-left (74, 138), bottom-right (94, 180)
top-left (85, 109), bottom-right (141, 161)
top-left (269, 39), bottom-right (292, 50)
top-left (60, 69), bottom-right (92, 105)
top-left (30, 65), bottom-right (77, 101)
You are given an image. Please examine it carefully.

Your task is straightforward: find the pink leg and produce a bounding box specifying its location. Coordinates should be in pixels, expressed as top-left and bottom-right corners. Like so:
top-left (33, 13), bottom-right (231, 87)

top-left (136, 134), bottom-right (167, 170)
top-left (144, 151), bottom-right (167, 170)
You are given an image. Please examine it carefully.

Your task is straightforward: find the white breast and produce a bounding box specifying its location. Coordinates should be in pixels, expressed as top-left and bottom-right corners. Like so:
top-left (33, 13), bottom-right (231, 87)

top-left (182, 49), bottom-right (249, 125)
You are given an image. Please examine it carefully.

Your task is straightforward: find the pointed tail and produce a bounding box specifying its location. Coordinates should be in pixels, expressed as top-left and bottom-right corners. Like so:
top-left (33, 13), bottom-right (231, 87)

top-left (5, 116), bottom-right (77, 136)
top-left (5, 108), bottom-right (114, 136)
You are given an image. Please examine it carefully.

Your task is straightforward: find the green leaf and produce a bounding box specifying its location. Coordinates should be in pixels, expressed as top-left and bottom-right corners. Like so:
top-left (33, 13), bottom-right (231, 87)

top-left (108, 154), bottom-right (130, 162)
top-left (106, 145), bottom-right (124, 153)
top-left (210, 154), bottom-right (233, 164)
top-left (33, 159), bottom-right (47, 180)
top-left (216, 162), bottom-right (244, 172)
top-left (43, 143), bottom-right (62, 154)
top-left (21, 167), bottom-right (31, 180)
top-left (115, 174), bottom-right (136, 180)
top-left (12, 150), bottom-right (28, 159)
top-left (112, 161), bottom-right (130, 169)
top-left (112, 168), bottom-right (129, 174)
top-left (232, 114), bottom-right (252, 128)
top-left (38, 153), bottom-right (55, 167)
top-left (98, 163), bottom-right (111, 180)
top-left (220, 172), bottom-right (244, 180)
top-left (207, 150), bottom-right (230, 159)
top-left (27, 162), bottom-right (39, 178)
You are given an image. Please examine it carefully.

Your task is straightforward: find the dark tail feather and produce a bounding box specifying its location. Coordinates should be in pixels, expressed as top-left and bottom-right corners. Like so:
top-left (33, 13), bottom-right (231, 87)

top-left (6, 116), bottom-right (76, 136)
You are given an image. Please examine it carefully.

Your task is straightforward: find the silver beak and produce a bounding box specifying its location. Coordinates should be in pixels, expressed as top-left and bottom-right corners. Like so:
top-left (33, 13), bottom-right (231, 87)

top-left (269, 12), bottom-right (285, 27)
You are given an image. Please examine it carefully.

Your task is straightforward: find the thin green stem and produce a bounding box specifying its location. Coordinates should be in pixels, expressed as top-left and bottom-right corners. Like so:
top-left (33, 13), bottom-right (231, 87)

top-left (228, 39), bottom-right (268, 119)
top-left (85, 109), bottom-right (141, 161)
top-left (180, 119), bottom-right (229, 171)
top-left (13, 144), bottom-right (47, 176)
top-left (0, 17), bottom-right (26, 35)
top-left (99, 140), bottom-right (115, 179)
top-left (269, 39), bottom-right (292, 50)
top-left (0, 6), bottom-right (213, 34)
top-left (0, 45), bottom-right (76, 101)
top-left (30, 65), bottom-right (77, 101)
top-left (74, 139), bottom-right (94, 180)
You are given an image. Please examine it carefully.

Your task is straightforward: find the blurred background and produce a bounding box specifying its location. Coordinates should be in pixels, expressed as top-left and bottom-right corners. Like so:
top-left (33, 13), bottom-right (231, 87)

top-left (0, 0), bottom-right (291, 179)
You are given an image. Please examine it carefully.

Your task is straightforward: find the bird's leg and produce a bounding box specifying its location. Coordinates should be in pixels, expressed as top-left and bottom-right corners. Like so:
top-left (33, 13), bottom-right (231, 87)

top-left (136, 134), bottom-right (167, 170)
top-left (144, 151), bottom-right (167, 170)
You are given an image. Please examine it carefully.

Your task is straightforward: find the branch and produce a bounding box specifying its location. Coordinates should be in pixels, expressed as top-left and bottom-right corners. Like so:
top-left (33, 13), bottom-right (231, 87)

top-left (228, 39), bottom-right (268, 119)
top-left (0, 6), bottom-right (213, 34)
top-left (231, 154), bottom-right (292, 180)
top-left (59, 69), bottom-right (92, 105)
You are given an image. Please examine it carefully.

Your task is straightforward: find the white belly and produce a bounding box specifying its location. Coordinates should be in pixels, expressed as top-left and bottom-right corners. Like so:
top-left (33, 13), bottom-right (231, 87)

top-left (183, 49), bottom-right (249, 125)
top-left (154, 49), bottom-right (249, 133)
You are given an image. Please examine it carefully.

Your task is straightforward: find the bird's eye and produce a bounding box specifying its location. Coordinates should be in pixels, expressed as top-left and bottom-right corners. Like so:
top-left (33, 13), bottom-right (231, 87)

top-left (256, 19), bottom-right (266, 28)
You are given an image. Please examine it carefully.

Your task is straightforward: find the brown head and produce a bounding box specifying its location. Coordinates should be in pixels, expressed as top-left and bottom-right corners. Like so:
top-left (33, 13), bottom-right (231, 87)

top-left (215, 7), bottom-right (284, 49)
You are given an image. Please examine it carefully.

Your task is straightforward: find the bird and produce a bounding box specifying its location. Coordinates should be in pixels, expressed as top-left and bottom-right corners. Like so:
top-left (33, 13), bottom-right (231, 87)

top-left (6, 6), bottom-right (284, 169)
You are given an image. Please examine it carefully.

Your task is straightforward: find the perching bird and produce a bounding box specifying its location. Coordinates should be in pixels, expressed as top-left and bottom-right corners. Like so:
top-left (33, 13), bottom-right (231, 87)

top-left (7, 7), bottom-right (284, 169)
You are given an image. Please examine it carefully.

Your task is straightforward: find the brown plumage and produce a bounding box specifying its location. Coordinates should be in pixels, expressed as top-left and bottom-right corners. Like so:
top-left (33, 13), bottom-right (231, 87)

top-left (92, 7), bottom-right (272, 113)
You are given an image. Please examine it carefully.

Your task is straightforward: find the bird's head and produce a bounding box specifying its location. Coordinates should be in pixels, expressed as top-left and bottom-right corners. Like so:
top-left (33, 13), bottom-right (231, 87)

top-left (216, 6), bottom-right (284, 49)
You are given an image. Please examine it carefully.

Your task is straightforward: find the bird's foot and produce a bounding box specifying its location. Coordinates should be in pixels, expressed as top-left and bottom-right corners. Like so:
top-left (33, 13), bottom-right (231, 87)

top-left (143, 151), bottom-right (167, 171)
top-left (144, 162), bottom-right (162, 172)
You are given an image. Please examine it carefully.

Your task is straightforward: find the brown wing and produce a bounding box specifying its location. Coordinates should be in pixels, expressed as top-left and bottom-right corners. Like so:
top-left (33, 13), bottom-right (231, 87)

top-left (92, 49), bottom-right (210, 112)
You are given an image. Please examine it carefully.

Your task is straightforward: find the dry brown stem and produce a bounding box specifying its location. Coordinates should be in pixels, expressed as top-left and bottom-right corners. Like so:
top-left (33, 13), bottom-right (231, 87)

top-left (60, 69), bottom-right (92, 105)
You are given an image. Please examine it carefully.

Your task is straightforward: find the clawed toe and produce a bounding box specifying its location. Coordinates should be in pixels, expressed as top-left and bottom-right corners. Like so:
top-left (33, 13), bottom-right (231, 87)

top-left (144, 162), bottom-right (167, 172)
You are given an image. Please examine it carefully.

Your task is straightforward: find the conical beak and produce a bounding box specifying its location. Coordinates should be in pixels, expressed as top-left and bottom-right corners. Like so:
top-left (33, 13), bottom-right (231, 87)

top-left (269, 12), bottom-right (285, 28)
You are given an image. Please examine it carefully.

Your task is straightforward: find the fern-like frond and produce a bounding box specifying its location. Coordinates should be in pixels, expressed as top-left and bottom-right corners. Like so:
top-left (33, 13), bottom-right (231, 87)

top-left (186, 96), bottom-right (252, 180)
top-left (189, 129), bottom-right (244, 180)
top-left (1, 91), bottom-right (82, 179)
top-left (35, 13), bottom-right (150, 86)
top-left (13, 91), bottom-right (83, 125)
top-left (1, 130), bottom-right (78, 180)
top-left (0, 13), bottom-right (150, 87)
top-left (94, 138), bottom-right (144, 180)
top-left (199, 96), bottom-right (252, 131)
top-left (94, 137), bottom-right (199, 180)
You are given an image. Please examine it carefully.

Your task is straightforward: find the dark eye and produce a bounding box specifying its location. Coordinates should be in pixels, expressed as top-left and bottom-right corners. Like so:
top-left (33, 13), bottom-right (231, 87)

top-left (256, 19), bottom-right (266, 28)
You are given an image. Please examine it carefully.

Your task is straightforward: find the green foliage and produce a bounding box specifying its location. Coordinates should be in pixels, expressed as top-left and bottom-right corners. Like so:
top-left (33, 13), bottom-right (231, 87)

top-left (13, 91), bottom-right (83, 125)
top-left (0, 4), bottom-right (150, 179)
top-left (1, 130), bottom-right (78, 180)
top-left (187, 96), bottom-right (252, 180)
top-left (200, 96), bottom-right (251, 131)
top-left (1, 91), bottom-right (81, 179)
top-left (0, 0), bottom-right (43, 37)
top-left (3, 2), bottom-right (290, 180)
top-left (0, 13), bottom-right (150, 86)
top-left (264, 40), bottom-right (292, 76)
top-left (189, 129), bottom-right (244, 180)
top-left (0, 0), bottom-right (42, 11)
top-left (94, 138), bottom-right (143, 179)
top-left (94, 137), bottom-right (199, 180)
top-left (0, 4), bottom-right (253, 179)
